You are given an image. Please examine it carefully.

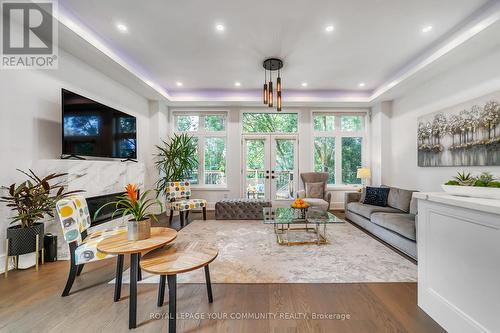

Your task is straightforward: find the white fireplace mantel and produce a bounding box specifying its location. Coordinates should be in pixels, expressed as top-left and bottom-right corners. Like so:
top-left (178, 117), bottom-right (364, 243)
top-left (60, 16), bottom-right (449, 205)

top-left (415, 192), bottom-right (500, 333)
top-left (33, 159), bottom-right (146, 260)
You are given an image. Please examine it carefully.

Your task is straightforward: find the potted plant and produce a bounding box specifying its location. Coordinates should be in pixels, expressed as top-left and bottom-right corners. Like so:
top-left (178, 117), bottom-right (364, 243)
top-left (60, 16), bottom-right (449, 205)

top-left (0, 170), bottom-right (80, 266)
top-left (442, 171), bottom-right (500, 199)
top-left (155, 133), bottom-right (198, 194)
top-left (94, 184), bottom-right (163, 241)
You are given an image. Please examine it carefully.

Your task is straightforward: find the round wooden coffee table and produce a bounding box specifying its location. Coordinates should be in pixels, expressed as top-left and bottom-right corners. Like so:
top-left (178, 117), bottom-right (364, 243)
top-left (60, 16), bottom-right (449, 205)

top-left (97, 227), bottom-right (177, 329)
top-left (140, 241), bottom-right (218, 333)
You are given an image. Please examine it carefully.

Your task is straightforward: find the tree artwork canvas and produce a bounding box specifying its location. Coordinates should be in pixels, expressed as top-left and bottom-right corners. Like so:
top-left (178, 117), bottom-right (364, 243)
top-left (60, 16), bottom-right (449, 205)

top-left (417, 94), bottom-right (500, 167)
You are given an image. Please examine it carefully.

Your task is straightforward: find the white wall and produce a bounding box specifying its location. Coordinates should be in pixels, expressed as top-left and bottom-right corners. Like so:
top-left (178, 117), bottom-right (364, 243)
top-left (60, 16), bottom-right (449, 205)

top-left (370, 101), bottom-right (392, 186)
top-left (381, 46), bottom-right (500, 191)
top-left (0, 49), bottom-right (158, 271)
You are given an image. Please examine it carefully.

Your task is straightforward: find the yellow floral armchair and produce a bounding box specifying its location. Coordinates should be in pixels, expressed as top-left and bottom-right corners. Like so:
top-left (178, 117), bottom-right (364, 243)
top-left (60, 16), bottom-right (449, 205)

top-left (56, 196), bottom-right (126, 299)
top-left (165, 181), bottom-right (207, 227)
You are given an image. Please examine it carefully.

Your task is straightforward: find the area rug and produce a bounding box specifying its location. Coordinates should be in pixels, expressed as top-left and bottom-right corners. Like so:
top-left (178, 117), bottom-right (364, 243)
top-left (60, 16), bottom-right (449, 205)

top-left (110, 219), bottom-right (417, 284)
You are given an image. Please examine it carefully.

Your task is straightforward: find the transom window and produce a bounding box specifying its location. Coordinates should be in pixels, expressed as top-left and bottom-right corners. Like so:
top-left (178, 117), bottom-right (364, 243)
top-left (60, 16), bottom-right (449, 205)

top-left (173, 112), bottom-right (227, 187)
top-left (312, 113), bottom-right (366, 185)
top-left (242, 113), bottom-right (298, 133)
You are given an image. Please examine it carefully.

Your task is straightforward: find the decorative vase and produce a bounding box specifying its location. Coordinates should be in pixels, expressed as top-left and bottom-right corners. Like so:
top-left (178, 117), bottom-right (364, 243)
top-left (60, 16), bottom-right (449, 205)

top-left (6, 222), bottom-right (44, 256)
top-left (127, 219), bottom-right (151, 241)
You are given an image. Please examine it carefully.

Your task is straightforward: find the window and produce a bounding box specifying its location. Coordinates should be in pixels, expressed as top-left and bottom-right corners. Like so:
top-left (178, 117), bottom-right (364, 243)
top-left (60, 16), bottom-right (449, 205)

top-left (242, 113), bottom-right (298, 133)
top-left (312, 113), bottom-right (366, 185)
top-left (341, 137), bottom-right (362, 184)
top-left (173, 112), bottom-right (227, 186)
top-left (314, 115), bottom-right (335, 132)
top-left (314, 137), bottom-right (335, 184)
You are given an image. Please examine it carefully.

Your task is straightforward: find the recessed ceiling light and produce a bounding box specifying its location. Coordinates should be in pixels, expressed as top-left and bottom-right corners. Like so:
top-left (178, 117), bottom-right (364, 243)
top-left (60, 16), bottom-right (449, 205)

top-left (301, 82), bottom-right (308, 87)
top-left (234, 81), bottom-right (241, 87)
top-left (215, 24), bottom-right (225, 32)
top-left (422, 25), bottom-right (433, 33)
top-left (325, 25), bottom-right (335, 33)
top-left (358, 82), bottom-right (366, 87)
top-left (116, 23), bottom-right (128, 32)
top-left (176, 81), bottom-right (183, 87)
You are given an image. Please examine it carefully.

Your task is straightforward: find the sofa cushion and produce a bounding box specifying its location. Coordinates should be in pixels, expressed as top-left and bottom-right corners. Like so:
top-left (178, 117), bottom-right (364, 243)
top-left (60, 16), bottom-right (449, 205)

top-left (370, 213), bottom-right (416, 241)
top-left (409, 196), bottom-right (418, 215)
top-left (359, 187), bottom-right (366, 203)
top-left (387, 187), bottom-right (416, 213)
top-left (363, 186), bottom-right (390, 207)
top-left (346, 202), bottom-right (402, 219)
top-left (303, 198), bottom-right (329, 211)
top-left (305, 182), bottom-right (324, 199)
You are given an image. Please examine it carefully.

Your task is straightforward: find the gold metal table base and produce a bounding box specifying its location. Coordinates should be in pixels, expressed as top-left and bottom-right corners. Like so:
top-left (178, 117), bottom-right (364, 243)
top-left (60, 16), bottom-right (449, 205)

top-left (273, 223), bottom-right (329, 245)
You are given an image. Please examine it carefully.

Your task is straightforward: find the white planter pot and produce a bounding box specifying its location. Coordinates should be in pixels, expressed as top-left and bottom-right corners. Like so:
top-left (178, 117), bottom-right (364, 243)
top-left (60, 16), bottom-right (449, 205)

top-left (441, 185), bottom-right (500, 200)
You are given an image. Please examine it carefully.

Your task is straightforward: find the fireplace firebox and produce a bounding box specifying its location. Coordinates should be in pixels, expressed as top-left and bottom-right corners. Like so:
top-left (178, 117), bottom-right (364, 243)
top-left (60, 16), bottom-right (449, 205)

top-left (87, 192), bottom-right (127, 227)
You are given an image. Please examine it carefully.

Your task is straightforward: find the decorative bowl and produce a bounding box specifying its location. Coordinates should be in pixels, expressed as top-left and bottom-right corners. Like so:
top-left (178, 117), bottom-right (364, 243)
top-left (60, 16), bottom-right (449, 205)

top-left (441, 185), bottom-right (500, 200)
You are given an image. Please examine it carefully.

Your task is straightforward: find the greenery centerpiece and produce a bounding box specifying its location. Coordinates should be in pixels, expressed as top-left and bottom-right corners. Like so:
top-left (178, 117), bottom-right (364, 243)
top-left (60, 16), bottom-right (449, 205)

top-left (0, 169), bottom-right (80, 259)
top-left (94, 184), bottom-right (163, 240)
top-left (442, 171), bottom-right (500, 199)
top-left (155, 133), bottom-right (198, 193)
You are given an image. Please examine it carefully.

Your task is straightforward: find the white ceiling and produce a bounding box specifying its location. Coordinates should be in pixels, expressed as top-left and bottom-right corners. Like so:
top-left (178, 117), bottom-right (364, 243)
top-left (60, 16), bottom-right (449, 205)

top-left (57, 0), bottom-right (498, 102)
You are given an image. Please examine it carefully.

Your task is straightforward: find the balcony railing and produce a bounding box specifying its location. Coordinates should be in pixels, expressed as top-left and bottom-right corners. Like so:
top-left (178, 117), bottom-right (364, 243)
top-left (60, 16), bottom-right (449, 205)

top-left (245, 169), bottom-right (294, 200)
top-left (204, 170), bottom-right (226, 185)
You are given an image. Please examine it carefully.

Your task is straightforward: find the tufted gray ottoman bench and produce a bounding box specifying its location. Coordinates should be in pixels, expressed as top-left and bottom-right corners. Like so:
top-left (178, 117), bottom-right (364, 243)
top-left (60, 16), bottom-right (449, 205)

top-left (215, 199), bottom-right (271, 220)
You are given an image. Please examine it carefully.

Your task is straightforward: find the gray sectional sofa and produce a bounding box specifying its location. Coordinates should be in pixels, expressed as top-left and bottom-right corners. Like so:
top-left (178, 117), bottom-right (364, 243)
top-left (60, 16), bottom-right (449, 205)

top-left (344, 187), bottom-right (418, 260)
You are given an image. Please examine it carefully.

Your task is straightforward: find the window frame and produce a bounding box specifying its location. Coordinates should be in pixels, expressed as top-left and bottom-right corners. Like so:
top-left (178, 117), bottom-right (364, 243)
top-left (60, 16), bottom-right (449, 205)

top-left (171, 110), bottom-right (228, 189)
top-left (240, 110), bottom-right (300, 135)
top-left (311, 111), bottom-right (368, 187)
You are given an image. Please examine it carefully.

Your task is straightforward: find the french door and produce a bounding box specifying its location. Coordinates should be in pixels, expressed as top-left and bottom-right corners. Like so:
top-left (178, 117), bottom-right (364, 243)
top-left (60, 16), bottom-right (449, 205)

top-left (242, 135), bottom-right (298, 202)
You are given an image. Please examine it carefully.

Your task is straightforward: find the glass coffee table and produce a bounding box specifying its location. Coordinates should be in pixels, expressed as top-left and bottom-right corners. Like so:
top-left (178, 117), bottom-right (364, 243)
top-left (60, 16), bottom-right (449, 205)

top-left (263, 207), bottom-right (344, 245)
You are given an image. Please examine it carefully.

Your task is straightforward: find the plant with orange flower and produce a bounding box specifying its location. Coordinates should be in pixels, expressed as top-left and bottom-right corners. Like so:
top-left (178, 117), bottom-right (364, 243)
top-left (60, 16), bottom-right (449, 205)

top-left (94, 184), bottom-right (163, 222)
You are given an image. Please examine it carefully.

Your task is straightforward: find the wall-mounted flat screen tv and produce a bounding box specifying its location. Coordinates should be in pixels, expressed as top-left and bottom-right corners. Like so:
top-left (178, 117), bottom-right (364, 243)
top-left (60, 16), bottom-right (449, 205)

top-left (62, 89), bottom-right (137, 159)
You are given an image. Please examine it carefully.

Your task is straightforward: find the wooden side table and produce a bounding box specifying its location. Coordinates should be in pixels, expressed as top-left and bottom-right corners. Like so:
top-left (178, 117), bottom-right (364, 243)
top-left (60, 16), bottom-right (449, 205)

top-left (140, 241), bottom-right (218, 333)
top-left (97, 227), bottom-right (177, 329)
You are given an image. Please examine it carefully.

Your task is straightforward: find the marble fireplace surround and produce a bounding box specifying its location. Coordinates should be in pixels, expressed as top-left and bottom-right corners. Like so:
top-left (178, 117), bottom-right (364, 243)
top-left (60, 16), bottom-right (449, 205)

top-left (33, 159), bottom-right (146, 260)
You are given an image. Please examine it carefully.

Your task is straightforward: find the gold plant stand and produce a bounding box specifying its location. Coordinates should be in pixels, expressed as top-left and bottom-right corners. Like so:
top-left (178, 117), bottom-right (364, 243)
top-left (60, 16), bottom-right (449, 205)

top-left (4, 234), bottom-right (44, 278)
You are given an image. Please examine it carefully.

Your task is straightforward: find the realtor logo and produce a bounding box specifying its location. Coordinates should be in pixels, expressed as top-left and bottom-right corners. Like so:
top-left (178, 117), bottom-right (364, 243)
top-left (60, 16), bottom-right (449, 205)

top-left (1, 1), bottom-right (58, 69)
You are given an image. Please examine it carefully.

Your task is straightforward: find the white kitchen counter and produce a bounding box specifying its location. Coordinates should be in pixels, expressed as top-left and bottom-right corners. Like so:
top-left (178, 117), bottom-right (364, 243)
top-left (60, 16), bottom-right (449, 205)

top-left (416, 192), bottom-right (500, 333)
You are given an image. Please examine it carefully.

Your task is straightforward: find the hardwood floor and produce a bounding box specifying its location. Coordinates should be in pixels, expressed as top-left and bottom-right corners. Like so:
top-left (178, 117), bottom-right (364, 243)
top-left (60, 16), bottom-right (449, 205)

top-left (0, 211), bottom-right (444, 333)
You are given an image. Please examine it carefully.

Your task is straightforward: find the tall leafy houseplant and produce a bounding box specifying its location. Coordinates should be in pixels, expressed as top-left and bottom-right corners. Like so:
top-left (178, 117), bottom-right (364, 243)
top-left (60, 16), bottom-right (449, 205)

top-left (0, 169), bottom-right (81, 263)
top-left (155, 133), bottom-right (198, 193)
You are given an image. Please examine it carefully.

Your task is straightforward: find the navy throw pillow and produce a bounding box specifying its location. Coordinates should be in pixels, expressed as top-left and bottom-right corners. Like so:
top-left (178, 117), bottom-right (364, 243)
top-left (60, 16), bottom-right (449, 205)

top-left (363, 186), bottom-right (390, 207)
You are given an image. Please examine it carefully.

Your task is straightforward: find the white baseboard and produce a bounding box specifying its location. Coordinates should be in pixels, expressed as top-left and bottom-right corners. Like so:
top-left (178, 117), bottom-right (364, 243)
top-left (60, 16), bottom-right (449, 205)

top-left (331, 201), bottom-right (345, 210)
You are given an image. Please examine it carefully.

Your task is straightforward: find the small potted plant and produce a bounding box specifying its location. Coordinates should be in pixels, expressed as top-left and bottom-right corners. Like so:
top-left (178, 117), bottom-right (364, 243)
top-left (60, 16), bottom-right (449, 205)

top-left (442, 171), bottom-right (500, 199)
top-left (95, 184), bottom-right (163, 241)
top-left (0, 170), bottom-right (80, 267)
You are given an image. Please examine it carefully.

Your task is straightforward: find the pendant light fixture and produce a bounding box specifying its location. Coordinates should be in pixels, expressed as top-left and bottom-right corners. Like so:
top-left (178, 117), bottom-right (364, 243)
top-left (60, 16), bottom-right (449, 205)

top-left (277, 68), bottom-right (282, 112)
top-left (268, 70), bottom-right (273, 108)
top-left (262, 58), bottom-right (283, 112)
top-left (263, 70), bottom-right (268, 105)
